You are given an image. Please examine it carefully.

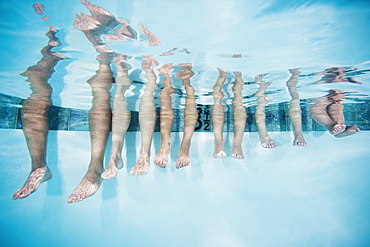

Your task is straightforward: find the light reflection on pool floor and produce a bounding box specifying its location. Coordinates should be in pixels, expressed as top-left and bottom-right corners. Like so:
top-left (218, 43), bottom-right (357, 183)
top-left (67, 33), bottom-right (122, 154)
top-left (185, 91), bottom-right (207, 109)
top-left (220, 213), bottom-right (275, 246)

top-left (0, 129), bottom-right (369, 246)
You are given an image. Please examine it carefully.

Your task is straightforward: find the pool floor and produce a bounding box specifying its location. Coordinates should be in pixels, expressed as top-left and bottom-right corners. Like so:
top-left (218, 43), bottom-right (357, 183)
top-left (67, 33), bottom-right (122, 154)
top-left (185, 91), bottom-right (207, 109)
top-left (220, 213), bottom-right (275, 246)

top-left (0, 130), bottom-right (369, 246)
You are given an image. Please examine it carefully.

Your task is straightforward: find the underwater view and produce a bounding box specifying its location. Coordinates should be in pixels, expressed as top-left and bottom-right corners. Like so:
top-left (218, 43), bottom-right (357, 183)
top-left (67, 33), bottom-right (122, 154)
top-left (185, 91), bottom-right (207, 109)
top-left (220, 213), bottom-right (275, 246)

top-left (0, 0), bottom-right (370, 246)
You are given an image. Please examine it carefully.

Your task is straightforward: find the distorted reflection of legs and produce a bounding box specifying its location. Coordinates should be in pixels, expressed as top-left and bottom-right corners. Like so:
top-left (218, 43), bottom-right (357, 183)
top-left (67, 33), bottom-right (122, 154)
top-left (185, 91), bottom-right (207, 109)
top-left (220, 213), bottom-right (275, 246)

top-left (255, 73), bottom-right (278, 148)
top-left (310, 90), bottom-right (360, 138)
top-left (154, 64), bottom-right (175, 168)
top-left (13, 26), bottom-right (65, 200)
top-left (176, 64), bottom-right (197, 168)
top-left (232, 71), bottom-right (247, 159)
top-left (212, 68), bottom-right (227, 158)
top-left (130, 55), bottom-right (158, 175)
top-left (102, 53), bottom-right (132, 179)
top-left (286, 68), bottom-right (307, 146)
top-left (68, 0), bottom-right (119, 203)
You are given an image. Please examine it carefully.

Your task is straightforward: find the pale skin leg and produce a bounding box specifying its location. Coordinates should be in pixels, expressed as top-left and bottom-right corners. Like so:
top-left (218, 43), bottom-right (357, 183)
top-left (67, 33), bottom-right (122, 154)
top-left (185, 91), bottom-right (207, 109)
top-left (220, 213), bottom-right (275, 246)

top-left (68, 1), bottom-right (123, 202)
top-left (154, 64), bottom-right (175, 168)
top-left (101, 54), bottom-right (132, 179)
top-left (232, 71), bottom-right (247, 159)
top-left (212, 68), bottom-right (227, 158)
top-left (255, 73), bottom-right (278, 148)
top-left (13, 26), bottom-right (64, 199)
top-left (286, 68), bottom-right (307, 146)
top-left (130, 56), bottom-right (158, 175)
top-left (67, 53), bottom-right (113, 203)
top-left (176, 64), bottom-right (197, 168)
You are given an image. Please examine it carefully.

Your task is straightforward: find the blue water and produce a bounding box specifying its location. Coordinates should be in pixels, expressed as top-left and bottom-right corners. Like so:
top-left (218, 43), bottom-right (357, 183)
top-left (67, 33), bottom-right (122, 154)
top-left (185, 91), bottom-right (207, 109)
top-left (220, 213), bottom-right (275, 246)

top-left (1, 0), bottom-right (370, 246)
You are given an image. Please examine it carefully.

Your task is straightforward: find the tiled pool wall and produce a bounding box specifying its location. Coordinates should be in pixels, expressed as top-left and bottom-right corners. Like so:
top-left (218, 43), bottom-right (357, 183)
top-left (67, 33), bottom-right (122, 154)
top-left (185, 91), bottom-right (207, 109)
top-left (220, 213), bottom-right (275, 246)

top-left (1, 93), bottom-right (369, 132)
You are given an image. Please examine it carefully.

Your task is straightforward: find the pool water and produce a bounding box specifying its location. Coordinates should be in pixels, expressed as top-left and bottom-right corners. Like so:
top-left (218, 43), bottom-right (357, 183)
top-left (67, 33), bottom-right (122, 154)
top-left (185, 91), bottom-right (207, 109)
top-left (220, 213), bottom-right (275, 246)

top-left (0, 0), bottom-right (370, 246)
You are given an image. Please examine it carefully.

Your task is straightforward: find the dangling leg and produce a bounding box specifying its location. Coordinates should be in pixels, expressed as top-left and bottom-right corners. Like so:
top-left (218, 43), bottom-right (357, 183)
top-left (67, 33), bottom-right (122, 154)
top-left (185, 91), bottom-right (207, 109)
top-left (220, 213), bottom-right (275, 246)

top-left (102, 54), bottom-right (132, 179)
top-left (212, 68), bottom-right (227, 158)
top-left (176, 64), bottom-right (197, 168)
top-left (130, 56), bottom-right (158, 175)
top-left (154, 64), bottom-right (175, 168)
top-left (68, 53), bottom-right (113, 203)
top-left (255, 73), bottom-right (277, 148)
top-left (13, 26), bottom-right (64, 199)
top-left (232, 71), bottom-right (247, 159)
top-left (287, 68), bottom-right (307, 146)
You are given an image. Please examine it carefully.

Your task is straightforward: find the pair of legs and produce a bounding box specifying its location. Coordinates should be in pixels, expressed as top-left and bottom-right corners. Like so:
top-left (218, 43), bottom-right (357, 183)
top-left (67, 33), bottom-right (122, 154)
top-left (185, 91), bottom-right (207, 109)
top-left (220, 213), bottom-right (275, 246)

top-left (286, 68), bottom-right (307, 146)
top-left (255, 73), bottom-right (278, 148)
top-left (152, 63), bottom-right (197, 169)
top-left (310, 90), bottom-right (360, 137)
top-left (13, 26), bottom-right (65, 199)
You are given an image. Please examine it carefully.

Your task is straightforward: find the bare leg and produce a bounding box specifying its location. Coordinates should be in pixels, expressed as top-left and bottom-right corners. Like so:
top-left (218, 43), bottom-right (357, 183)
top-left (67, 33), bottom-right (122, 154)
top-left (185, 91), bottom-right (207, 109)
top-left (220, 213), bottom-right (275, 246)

top-left (13, 26), bottom-right (64, 200)
top-left (102, 54), bottom-right (132, 179)
top-left (176, 64), bottom-right (197, 168)
top-left (68, 53), bottom-right (113, 203)
top-left (130, 56), bottom-right (158, 175)
top-left (232, 71), bottom-right (247, 159)
top-left (287, 68), bottom-right (307, 147)
top-left (154, 64), bottom-right (175, 168)
top-left (255, 73), bottom-right (278, 148)
top-left (212, 68), bottom-right (227, 158)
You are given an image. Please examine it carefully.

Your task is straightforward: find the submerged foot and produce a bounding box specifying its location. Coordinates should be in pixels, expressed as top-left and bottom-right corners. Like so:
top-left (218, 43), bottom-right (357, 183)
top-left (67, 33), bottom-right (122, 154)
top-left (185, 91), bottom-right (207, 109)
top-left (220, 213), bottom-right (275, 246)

top-left (154, 148), bottom-right (169, 168)
top-left (67, 171), bottom-right (102, 203)
top-left (13, 166), bottom-right (52, 200)
top-left (261, 136), bottom-right (278, 149)
top-left (332, 124), bottom-right (346, 135)
top-left (293, 136), bottom-right (307, 147)
top-left (335, 125), bottom-right (360, 138)
top-left (130, 154), bottom-right (149, 175)
top-left (176, 156), bottom-right (190, 169)
top-left (101, 155), bottom-right (123, 179)
top-left (214, 150), bottom-right (227, 158)
top-left (232, 145), bottom-right (244, 159)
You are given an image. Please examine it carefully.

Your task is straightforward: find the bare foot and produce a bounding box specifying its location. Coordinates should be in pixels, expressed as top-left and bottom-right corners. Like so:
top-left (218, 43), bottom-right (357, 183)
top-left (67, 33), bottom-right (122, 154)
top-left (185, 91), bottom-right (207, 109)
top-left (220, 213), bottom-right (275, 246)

top-left (255, 73), bottom-right (269, 82)
top-left (332, 124), bottom-right (346, 135)
top-left (67, 170), bottom-right (102, 203)
top-left (214, 144), bottom-right (226, 158)
top-left (261, 136), bottom-right (278, 148)
top-left (176, 156), bottom-right (190, 169)
top-left (232, 145), bottom-right (244, 159)
top-left (13, 166), bottom-right (52, 199)
top-left (154, 148), bottom-right (169, 168)
top-left (176, 63), bottom-right (195, 80)
top-left (293, 136), bottom-right (307, 147)
top-left (101, 154), bottom-right (123, 179)
top-left (233, 71), bottom-right (242, 78)
top-left (335, 125), bottom-right (360, 138)
top-left (158, 63), bottom-right (174, 74)
top-left (214, 150), bottom-right (227, 158)
top-left (142, 55), bottom-right (159, 72)
top-left (288, 67), bottom-right (301, 75)
top-left (130, 154), bottom-right (149, 175)
top-left (217, 67), bottom-right (228, 77)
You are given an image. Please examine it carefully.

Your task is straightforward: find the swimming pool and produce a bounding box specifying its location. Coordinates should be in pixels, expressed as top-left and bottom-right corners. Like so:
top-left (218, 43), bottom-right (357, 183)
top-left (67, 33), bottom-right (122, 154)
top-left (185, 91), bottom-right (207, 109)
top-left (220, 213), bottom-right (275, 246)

top-left (0, 0), bottom-right (369, 246)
